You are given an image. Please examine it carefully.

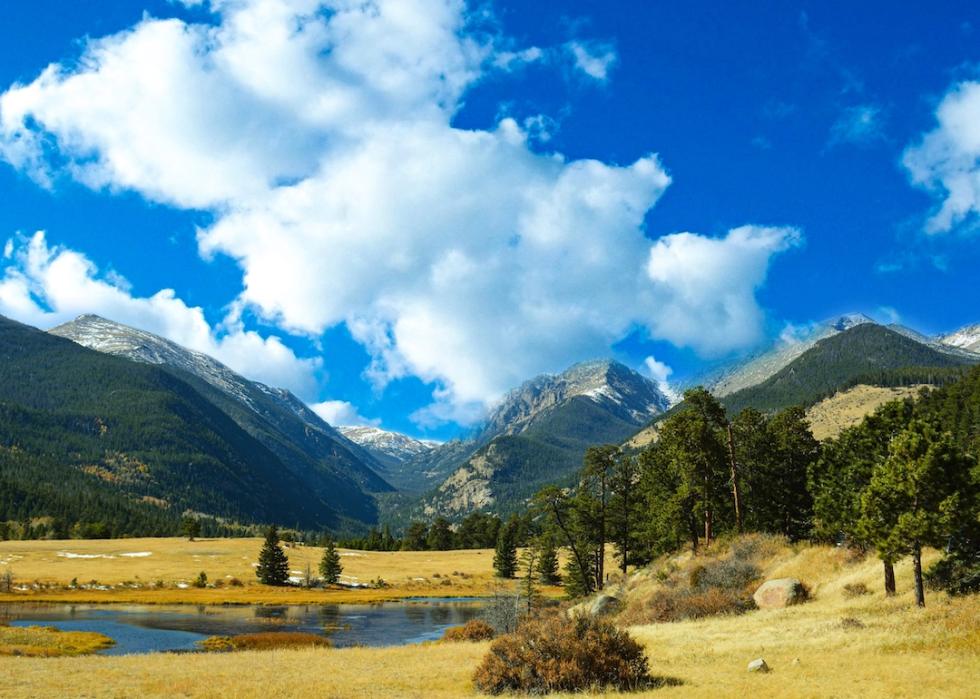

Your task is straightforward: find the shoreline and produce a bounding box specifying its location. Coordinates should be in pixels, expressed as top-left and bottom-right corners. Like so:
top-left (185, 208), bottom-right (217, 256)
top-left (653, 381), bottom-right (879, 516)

top-left (0, 588), bottom-right (507, 606)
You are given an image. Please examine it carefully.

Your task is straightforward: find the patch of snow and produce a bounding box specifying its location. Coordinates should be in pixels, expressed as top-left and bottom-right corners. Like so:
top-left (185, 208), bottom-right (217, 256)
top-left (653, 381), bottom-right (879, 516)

top-left (120, 552), bottom-right (153, 558)
top-left (56, 551), bottom-right (115, 559)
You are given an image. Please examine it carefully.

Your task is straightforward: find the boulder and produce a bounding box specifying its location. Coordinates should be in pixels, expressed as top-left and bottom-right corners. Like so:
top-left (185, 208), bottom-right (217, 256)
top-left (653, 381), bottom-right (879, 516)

top-left (753, 578), bottom-right (808, 609)
top-left (747, 658), bottom-right (770, 673)
top-left (567, 594), bottom-right (622, 618)
top-left (589, 594), bottom-right (623, 616)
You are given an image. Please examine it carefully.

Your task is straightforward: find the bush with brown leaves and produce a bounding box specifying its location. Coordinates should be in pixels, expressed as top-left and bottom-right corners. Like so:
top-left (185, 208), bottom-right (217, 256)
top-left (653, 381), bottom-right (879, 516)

top-left (442, 619), bottom-right (496, 642)
top-left (473, 613), bottom-right (653, 695)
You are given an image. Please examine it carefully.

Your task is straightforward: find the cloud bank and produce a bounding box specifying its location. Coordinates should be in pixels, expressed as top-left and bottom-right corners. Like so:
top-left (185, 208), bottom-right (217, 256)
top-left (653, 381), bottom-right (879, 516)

top-left (0, 0), bottom-right (800, 424)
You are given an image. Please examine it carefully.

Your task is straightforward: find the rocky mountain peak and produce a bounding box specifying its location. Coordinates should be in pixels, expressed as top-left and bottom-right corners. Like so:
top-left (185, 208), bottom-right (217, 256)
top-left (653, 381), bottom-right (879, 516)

top-left (479, 359), bottom-right (669, 441)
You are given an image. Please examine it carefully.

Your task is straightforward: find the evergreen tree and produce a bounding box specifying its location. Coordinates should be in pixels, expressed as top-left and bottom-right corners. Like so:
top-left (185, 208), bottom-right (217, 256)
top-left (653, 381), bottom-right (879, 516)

top-left (494, 516), bottom-right (519, 578)
top-left (609, 451), bottom-right (643, 573)
top-left (858, 421), bottom-right (973, 607)
top-left (427, 517), bottom-right (453, 551)
top-left (533, 486), bottom-right (593, 596)
top-left (736, 406), bottom-right (819, 539)
top-left (401, 521), bottom-right (429, 551)
top-left (536, 534), bottom-right (561, 585)
top-left (810, 399), bottom-right (914, 594)
top-left (256, 525), bottom-right (290, 586)
top-left (579, 445), bottom-right (617, 588)
top-left (319, 537), bottom-right (343, 584)
top-left (181, 516), bottom-right (201, 542)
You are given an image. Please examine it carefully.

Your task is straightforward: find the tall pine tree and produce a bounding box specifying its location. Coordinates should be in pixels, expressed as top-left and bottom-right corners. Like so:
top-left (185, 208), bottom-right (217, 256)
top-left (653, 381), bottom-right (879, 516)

top-left (493, 516), bottom-right (519, 578)
top-left (319, 537), bottom-right (343, 585)
top-left (256, 525), bottom-right (290, 586)
top-left (858, 421), bottom-right (972, 607)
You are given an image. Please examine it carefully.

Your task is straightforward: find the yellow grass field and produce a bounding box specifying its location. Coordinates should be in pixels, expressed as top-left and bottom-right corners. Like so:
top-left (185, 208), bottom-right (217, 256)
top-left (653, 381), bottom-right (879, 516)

top-left (0, 538), bottom-right (976, 697)
top-left (0, 625), bottom-right (114, 657)
top-left (0, 537), bottom-right (545, 604)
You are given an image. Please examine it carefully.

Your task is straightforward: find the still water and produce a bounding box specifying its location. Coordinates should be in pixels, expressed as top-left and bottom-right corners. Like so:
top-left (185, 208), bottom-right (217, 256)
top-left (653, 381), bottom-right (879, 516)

top-left (1, 598), bottom-right (483, 655)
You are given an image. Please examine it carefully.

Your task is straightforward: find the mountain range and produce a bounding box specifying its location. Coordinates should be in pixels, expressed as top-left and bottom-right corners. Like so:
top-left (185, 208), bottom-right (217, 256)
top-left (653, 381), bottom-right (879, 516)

top-left (2, 310), bottom-right (979, 533)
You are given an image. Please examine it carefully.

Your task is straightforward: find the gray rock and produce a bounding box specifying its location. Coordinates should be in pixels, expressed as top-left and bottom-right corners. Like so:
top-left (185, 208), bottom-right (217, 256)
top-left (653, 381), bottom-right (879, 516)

top-left (747, 658), bottom-right (770, 673)
top-left (589, 594), bottom-right (622, 616)
top-left (567, 593), bottom-right (622, 618)
top-left (753, 578), bottom-right (809, 609)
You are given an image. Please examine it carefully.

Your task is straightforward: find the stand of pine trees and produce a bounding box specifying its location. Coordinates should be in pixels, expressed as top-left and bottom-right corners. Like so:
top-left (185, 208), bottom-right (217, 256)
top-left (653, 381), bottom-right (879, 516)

top-left (528, 370), bottom-right (980, 606)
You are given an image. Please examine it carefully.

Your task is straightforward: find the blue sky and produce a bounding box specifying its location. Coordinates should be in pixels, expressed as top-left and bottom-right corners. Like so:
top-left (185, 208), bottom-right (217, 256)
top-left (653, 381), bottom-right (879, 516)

top-left (1, 0), bottom-right (978, 439)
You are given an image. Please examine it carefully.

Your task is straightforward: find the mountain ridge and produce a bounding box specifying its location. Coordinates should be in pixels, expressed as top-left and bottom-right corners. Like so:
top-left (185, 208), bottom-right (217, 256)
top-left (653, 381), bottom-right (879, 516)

top-left (50, 314), bottom-right (392, 526)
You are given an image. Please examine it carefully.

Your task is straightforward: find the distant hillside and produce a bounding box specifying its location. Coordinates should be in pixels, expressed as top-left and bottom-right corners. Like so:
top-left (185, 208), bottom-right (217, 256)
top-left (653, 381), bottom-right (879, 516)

top-left (50, 314), bottom-right (390, 525)
top-left (0, 314), bottom-right (342, 532)
top-left (804, 384), bottom-right (932, 441)
top-left (721, 324), bottom-right (975, 415)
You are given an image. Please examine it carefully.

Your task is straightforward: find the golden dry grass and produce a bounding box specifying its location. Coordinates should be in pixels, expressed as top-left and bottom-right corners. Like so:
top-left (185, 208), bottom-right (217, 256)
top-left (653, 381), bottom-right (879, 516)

top-left (0, 539), bottom-right (975, 697)
top-left (0, 538), bottom-right (558, 604)
top-left (0, 625), bottom-right (114, 657)
top-left (805, 384), bottom-right (930, 440)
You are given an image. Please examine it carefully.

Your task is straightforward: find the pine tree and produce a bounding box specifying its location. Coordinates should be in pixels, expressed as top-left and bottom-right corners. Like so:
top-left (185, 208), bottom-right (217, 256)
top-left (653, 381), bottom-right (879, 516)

top-left (493, 517), bottom-right (519, 578)
top-left (319, 537), bottom-right (343, 584)
top-left (427, 517), bottom-right (453, 551)
top-left (181, 516), bottom-right (201, 542)
top-left (536, 534), bottom-right (561, 585)
top-left (858, 421), bottom-right (972, 607)
top-left (256, 525), bottom-right (290, 586)
top-left (401, 521), bottom-right (429, 551)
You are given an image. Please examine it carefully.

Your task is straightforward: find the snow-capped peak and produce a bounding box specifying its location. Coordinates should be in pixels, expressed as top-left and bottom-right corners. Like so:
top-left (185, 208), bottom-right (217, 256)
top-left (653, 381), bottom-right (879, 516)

top-left (938, 323), bottom-right (980, 353)
top-left (338, 426), bottom-right (438, 465)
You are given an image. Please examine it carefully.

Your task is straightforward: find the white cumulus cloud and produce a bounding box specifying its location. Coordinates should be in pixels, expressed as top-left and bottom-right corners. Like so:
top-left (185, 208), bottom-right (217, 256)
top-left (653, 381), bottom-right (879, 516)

top-left (0, 0), bottom-right (800, 425)
top-left (903, 79), bottom-right (980, 234)
top-left (0, 231), bottom-right (321, 397)
top-left (310, 399), bottom-right (381, 427)
top-left (645, 225), bottom-right (803, 355)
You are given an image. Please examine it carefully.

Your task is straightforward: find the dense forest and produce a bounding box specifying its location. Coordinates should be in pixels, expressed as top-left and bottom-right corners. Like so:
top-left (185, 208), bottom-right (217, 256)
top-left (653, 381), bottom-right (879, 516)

top-left (0, 315), bottom-right (341, 535)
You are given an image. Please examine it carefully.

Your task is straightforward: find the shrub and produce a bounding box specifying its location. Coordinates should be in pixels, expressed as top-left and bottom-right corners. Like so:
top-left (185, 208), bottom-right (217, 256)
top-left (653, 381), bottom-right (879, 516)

top-left (193, 571), bottom-right (208, 588)
top-left (623, 587), bottom-right (754, 624)
top-left (688, 557), bottom-right (760, 592)
top-left (227, 577), bottom-right (244, 587)
top-left (842, 582), bottom-right (870, 598)
top-left (840, 616), bottom-right (865, 630)
top-left (473, 613), bottom-right (653, 695)
top-left (442, 619), bottom-right (495, 642)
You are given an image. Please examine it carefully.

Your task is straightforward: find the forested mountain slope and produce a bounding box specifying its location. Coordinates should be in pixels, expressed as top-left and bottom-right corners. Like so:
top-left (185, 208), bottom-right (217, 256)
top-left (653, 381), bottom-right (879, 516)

top-left (51, 314), bottom-right (391, 525)
top-left (0, 314), bottom-right (341, 532)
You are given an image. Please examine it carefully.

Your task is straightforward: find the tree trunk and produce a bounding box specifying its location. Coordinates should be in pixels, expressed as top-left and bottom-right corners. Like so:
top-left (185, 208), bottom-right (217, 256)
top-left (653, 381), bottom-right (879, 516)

top-left (689, 512), bottom-right (699, 555)
top-left (726, 423), bottom-right (743, 533)
top-left (883, 560), bottom-right (896, 597)
top-left (913, 543), bottom-right (925, 608)
top-left (704, 474), bottom-right (713, 546)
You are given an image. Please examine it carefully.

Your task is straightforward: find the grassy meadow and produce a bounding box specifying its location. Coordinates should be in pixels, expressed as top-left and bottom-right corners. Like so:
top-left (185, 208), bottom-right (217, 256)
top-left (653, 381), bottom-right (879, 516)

top-left (0, 537), bottom-right (976, 697)
top-left (0, 537), bottom-right (544, 604)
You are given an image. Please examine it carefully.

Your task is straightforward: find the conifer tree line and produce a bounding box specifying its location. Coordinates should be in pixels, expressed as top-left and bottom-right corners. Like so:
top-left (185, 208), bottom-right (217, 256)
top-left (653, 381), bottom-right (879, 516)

top-left (528, 373), bottom-right (980, 605)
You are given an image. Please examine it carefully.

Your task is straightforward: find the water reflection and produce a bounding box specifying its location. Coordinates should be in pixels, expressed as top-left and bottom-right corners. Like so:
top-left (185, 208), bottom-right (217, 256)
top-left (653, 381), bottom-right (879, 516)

top-left (0, 599), bottom-right (483, 655)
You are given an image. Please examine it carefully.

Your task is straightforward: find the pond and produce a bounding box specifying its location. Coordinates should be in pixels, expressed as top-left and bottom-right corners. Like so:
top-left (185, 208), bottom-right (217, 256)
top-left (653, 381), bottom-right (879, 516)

top-left (1, 598), bottom-right (484, 655)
